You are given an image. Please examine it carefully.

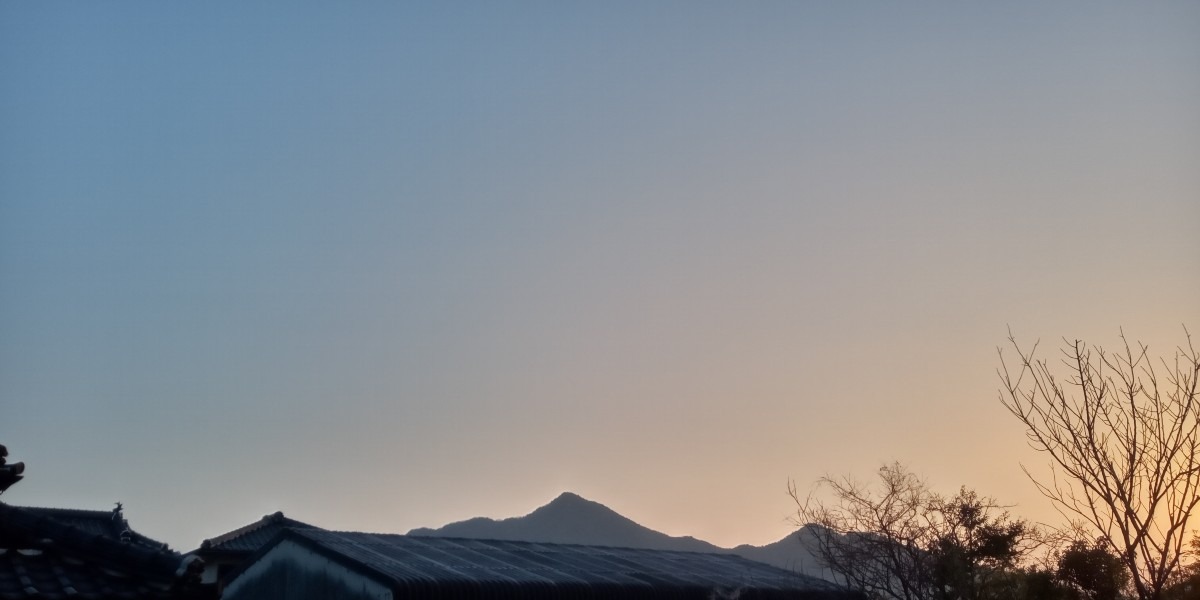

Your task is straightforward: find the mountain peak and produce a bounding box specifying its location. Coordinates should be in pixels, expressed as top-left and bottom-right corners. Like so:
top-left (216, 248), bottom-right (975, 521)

top-left (409, 491), bottom-right (723, 554)
top-left (530, 492), bottom-right (624, 523)
top-left (543, 491), bottom-right (598, 511)
top-left (550, 491), bottom-right (586, 504)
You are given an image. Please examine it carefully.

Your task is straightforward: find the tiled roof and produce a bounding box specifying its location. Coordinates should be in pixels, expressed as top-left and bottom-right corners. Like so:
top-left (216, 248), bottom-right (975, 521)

top-left (276, 529), bottom-right (857, 598)
top-left (195, 511), bottom-right (317, 555)
top-left (19, 506), bottom-right (170, 551)
top-left (0, 502), bottom-right (208, 600)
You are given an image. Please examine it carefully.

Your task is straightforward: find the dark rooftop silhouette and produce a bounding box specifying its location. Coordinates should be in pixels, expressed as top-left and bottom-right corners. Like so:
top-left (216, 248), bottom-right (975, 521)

top-left (225, 527), bottom-right (859, 599)
top-left (0, 446), bottom-right (207, 600)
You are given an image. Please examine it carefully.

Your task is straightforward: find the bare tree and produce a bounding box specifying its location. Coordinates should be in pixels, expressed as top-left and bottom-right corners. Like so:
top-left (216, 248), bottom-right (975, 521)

top-left (998, 328), bottom-right (1200, 600)
top-left (792, 463), bottom-right (1033, 600)
top-left (792, 464), bottom-right (934, 600)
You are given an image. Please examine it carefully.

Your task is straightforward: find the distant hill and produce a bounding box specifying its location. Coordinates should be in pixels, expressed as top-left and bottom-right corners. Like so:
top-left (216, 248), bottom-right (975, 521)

top-left (731, 525), bottom-right (832, 579)
top-left (408, 492), bottom-right (724, 554)
top-left (408, 491), bottom-right (831, 578)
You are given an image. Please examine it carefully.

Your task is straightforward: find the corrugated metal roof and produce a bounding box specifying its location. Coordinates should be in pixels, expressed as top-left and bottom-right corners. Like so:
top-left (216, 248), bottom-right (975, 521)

top-left (282, 529), bottom-right (856, 599)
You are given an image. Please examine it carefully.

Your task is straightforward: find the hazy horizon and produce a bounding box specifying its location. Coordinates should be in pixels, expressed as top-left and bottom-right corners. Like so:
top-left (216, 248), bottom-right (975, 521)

top-left (2, 2), bottom-right (1197, 551)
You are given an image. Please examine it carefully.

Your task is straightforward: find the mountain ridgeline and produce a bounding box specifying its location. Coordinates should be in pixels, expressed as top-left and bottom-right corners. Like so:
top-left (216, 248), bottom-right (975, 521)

top-left (407, 492), bottom-right (831, 578)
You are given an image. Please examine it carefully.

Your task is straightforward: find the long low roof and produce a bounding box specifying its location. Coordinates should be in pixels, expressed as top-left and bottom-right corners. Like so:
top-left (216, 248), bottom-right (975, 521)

top-left (256, 528), bottom-right (857, 599)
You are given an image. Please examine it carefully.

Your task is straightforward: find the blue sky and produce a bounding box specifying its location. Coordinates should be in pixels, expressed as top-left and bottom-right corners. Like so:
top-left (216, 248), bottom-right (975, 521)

top-left (2, 2), bottom-right (1197, 550)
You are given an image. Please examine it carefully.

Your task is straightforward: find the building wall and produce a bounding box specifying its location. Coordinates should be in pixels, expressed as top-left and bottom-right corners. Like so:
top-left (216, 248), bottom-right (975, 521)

top-left (222, 539), bottom-right (391, 600)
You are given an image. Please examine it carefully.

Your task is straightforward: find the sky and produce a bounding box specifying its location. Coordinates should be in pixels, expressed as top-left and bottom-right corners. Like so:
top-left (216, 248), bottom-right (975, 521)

top-left (1, 2), bottom-right (1197, 552)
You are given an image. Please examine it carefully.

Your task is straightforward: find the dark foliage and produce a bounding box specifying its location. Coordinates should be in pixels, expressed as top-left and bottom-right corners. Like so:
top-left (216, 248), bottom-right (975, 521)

top-left (1057, 540), bottom-right (1130, 600)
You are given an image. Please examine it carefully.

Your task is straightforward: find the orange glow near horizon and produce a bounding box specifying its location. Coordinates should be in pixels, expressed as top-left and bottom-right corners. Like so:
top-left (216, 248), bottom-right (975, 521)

top-left (1, 2), bottom-right (1197, 551)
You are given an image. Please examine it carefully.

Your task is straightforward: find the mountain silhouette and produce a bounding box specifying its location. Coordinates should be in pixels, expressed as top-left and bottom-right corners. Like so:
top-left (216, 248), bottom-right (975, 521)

top-left (408, 491), bottom-right (829, 577)
top-left (731, 524), bottom-right (830, 577)
top-left (409, 492), bottom-right (723, 553)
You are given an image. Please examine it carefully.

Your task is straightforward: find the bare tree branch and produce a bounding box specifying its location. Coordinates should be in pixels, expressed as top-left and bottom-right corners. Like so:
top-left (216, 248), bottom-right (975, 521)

top-left (792, 463), bottom-right (1035, 600)
top-left (999, 327), bottom-right (1200, 600)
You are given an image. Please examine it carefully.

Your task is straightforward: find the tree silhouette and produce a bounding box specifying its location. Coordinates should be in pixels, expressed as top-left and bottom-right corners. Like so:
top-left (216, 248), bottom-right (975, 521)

top-left (1057, 539), bottom-right (1130, 600)
top-left (792, 463), bottom-right (1035, 600)
top-left (999, 328), bottom-right (1200, 600)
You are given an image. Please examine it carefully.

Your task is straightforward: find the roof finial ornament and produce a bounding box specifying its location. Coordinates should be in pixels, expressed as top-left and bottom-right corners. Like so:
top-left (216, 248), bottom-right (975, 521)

top-left (0, 444), bottom-right (26, 495)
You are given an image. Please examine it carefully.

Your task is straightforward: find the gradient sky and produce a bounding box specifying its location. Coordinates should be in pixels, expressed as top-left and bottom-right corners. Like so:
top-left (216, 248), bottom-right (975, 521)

top-left (2, 2), bottom-right (1197, 552)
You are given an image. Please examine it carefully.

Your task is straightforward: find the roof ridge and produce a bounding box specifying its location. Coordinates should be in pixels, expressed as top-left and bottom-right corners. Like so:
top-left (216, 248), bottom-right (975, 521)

top-left (199, 511), bottom-right (315, 550)
top-left (16, 506), bottom-right (114, 516)
top-left (19, 505), bottom-right (171, 551)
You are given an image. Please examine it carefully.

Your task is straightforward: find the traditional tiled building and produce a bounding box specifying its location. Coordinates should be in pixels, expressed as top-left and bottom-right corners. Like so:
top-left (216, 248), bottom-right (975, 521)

top-left (191, 511), bottom-right (318, 591)
top-left (0, 445), bottom-right (210, 600)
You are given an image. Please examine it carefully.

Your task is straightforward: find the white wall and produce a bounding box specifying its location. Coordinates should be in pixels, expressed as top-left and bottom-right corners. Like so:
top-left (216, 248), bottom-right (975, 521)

top-left (223, 539), bottom-right (391, 600)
